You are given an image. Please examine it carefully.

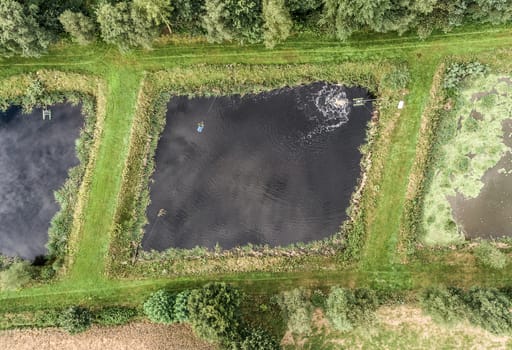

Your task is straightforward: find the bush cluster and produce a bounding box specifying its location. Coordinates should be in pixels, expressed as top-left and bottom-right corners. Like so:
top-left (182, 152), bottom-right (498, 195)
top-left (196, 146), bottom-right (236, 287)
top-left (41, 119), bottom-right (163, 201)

top-left (142, 283), bottom-right (278, 348)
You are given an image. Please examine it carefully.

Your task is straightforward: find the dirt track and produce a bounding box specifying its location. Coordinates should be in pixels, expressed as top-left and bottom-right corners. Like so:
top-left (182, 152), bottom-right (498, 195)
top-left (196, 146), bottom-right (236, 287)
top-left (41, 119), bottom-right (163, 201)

top-left (0, 322), bottom-right (217, 350)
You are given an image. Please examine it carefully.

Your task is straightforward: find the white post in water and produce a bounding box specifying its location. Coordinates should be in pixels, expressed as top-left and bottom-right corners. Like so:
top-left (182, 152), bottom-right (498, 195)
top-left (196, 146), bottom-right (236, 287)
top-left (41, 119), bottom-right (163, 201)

top-left (42, 109), bottom-right (52, 120)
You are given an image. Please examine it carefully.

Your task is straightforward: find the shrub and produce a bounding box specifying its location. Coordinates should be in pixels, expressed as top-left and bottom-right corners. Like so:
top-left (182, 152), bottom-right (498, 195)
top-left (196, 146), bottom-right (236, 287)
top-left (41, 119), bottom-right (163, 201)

top-left (381, 65), bottom-right (410, 91)
top-left (21, 78), bottom-right (45, 112)
top-left (59, 306), bottom-right (92, 334)
top-left (94, 306), bottom-right (137, 326)
top-left (443, 62), bottom-right (488, 91)
top-left (143, 289), bottom-right (176, 324)
top-left (0, 261), bottom-right (33, 291)
top-left (420, 287), bottom-right (468, 325)
top-left (464, 287), bottom-right (512, 334)
top-left (275, 288), bottom-right (313, 335)
top-left (34, 309), bottom-right (61, 327)
top-left (173, 290), bottom-right (191, 322)
top-left (39, 265), bottom-right (56, 281)
top-left (325, 287), bottom-right (378, 332)
top-left (350, 288), bottom-right (379, 324)
top-left (311, 289), bottom-right (326, 308)
top-left (475, 242), bottom-right (507, 270)
top-left (325, 287), bottom-right (352, 331)
top-left (188, 282), bottom-right (243, 343)
top-left (240, 328), bottom-right (279, 350)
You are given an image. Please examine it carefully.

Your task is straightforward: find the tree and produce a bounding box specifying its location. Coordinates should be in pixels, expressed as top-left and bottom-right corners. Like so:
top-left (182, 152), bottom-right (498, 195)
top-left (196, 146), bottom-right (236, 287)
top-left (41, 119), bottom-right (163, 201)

top-left (171, 0), bottom-right (205, 32)
top-left (187, 282), bottom-right (243, 343)
top-left (468, 0), bottom-right (512, 25)
top-left (0, 261), bottom-right (32, 291)
top-left (59, 10), bottom-right (96, 45)
top-left (202, 0), bottom-right (233, 43)
top-left (59, 306), bottom-right (92, 334)
top-left (321, 0), bottom-right (442, 40)
top-left (133, 0), bottom-right (173, 33)
top-left (143, 289), bottom-right (176, 323)
top-left (202, 0), bottom-right (263, 44)
top-left (0, 0), bottom-right (50, 57)
top-left (415, 1), bottom-right (466, 39)
top-left (224, 0), bottom-right (263, 43)
top-left (285, 0), bottom-right (323, 14)
top-left (96, 2), bottom-right (158, 51)
top-left (263, 0), bottom-right (292, 48)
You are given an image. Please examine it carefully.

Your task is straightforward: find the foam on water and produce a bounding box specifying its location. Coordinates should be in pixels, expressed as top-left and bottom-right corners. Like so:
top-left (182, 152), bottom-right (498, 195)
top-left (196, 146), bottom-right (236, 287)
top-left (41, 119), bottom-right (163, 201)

top-left (297, 83), bottom-right (352, 139)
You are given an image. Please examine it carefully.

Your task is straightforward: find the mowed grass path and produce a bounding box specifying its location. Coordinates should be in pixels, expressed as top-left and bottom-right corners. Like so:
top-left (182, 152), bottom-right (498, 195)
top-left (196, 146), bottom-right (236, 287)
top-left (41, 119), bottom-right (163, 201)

top-left (0, 25), bottom-right (512, 311)
top-left (67, 68), bottom-right (142, 284)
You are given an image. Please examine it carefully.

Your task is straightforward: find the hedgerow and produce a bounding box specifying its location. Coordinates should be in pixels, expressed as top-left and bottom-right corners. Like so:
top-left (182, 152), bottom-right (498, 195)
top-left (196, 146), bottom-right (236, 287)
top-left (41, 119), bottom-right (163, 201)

top-left (421, 286), bottom-right (512, 334)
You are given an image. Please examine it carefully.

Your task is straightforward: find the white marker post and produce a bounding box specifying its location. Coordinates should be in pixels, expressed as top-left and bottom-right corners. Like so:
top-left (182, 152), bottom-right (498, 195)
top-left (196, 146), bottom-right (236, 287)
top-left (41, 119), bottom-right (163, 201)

top-left (397, 100), bottom-right (405, 109)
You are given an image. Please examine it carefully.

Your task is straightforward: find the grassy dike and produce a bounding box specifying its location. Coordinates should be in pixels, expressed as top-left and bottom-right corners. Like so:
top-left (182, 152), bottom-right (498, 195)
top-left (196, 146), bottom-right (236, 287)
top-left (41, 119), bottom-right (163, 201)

top-left (66, 69), bottom-right (142, 285)
top-left (1, 25), bottom-right (512, 321)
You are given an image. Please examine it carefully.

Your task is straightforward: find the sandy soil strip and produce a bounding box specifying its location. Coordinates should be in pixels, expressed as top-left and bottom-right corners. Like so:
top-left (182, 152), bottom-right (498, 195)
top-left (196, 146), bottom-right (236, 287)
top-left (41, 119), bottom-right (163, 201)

top-left (0, 322), bottom-right (217, 350)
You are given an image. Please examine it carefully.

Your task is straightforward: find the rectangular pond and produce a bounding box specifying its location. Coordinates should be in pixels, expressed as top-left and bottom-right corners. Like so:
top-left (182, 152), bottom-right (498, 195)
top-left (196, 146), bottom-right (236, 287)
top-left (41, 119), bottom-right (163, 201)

top-left (422, 75), bottom-right (512, 244)
top-left (142, 82), bottom-right (373, 251)
top-left (0, 104), bottom-right (83, 259)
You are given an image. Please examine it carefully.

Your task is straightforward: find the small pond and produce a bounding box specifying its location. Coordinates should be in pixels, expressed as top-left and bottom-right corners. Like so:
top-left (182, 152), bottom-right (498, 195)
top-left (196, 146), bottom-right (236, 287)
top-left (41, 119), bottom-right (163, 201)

top-left (142, 82), bottom-right (372, 251)
top-left (0, 104), bottom-right (83, 259)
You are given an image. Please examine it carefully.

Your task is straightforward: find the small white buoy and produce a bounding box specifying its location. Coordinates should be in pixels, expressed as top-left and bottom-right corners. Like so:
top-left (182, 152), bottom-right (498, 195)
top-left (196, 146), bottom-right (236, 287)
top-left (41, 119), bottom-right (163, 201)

top-left (397, 100), bottom-right (405, 109)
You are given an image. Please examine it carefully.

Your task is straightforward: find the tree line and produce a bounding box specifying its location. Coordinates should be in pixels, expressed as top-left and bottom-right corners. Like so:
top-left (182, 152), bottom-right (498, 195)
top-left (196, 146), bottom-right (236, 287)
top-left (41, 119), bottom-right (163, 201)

top-left (0, 0), bottom-right (511, 56)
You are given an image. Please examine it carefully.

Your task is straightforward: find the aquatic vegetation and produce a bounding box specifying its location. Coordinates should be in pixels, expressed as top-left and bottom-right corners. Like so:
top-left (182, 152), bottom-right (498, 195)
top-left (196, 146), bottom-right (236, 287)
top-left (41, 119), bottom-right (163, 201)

top-left (422, 74), bottom-right (512, 245)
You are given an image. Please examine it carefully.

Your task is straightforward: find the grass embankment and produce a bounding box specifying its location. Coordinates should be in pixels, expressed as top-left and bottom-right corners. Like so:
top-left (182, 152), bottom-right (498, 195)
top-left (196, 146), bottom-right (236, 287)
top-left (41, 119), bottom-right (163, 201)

top-left (66, 69), bottom-right (142, 284)
top-left (1, 25), bottom-right (512, 321)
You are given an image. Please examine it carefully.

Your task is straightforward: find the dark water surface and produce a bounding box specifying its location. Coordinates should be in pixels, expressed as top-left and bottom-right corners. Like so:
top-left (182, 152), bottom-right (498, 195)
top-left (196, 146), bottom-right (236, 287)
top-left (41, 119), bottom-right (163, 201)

top-left (143, 83), bottom-right (372, 251)
top-left (0, 104), bottom-right (83, 259)
top-left (449, 119), bottom-right (512, 239)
